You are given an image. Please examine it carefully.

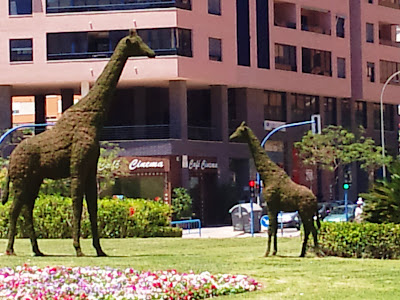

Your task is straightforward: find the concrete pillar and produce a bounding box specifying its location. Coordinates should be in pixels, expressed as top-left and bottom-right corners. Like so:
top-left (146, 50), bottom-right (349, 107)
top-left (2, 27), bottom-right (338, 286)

top-left (81, 81), bottom-right (90, 98)
top-left (169, 80), bottom-right (187, 140)
top-left (35, 94), bottom-right (46, 134)
top-left (61, 89), bottom-right (74, 112)
top-left (211, 85), bottom-right (228, 142)
top-left (246, 88), bottom-right (265, 139)
top-left (0, 86), bottom-right (12, 130)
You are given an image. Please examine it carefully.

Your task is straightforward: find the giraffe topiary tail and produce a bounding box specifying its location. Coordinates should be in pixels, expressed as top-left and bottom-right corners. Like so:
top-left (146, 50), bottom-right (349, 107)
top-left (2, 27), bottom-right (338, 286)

top-left (1, 173), bottom-right (10, 205)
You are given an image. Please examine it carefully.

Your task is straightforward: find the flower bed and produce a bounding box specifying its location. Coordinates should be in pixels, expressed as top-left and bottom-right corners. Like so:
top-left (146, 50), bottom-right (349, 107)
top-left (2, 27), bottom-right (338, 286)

top-left (0, 265), bottom-right (261, 299)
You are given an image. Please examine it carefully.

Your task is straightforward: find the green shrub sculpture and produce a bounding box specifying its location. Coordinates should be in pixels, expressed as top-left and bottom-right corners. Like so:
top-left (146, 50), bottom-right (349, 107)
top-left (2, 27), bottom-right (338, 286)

top-left (1, 30), bottom-right (155, 256)
top-left (318, 222), bottom-right (400, 259)
top-left (0, 195), bottom-right (181, 239)
top-left (230, 122), bottom-right (320, 257)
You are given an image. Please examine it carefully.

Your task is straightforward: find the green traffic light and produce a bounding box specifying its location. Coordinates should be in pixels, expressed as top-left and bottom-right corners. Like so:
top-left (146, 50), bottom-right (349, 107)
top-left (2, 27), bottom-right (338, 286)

top-left (343, 183), bottom-right (350, 190)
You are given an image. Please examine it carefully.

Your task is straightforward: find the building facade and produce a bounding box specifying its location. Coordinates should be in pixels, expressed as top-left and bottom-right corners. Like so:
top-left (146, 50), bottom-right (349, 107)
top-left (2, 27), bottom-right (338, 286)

top-left (1, 0), bottom-right (399, 225)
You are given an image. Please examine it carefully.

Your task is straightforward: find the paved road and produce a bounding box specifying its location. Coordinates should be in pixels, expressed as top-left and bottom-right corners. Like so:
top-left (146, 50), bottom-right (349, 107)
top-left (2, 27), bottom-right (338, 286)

top-left (181, 226), bottom-right (301, 239)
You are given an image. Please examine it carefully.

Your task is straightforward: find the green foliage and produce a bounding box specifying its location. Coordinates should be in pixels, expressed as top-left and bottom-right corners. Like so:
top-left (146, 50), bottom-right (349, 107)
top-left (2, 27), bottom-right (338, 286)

top-left (360, 159), bottom-right (400, 224)
top-left (171, 187), bottom-right (192, 220)
top-left (0, 195), bottom-right (181, 239)
top-left (318, 222), bottom-right (400, 259)
top-left (295, 125), bottom-right (392, 188)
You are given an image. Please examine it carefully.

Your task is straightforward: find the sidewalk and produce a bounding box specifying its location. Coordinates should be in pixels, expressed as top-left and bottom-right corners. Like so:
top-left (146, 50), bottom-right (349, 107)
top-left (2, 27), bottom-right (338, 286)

top-left (181, 226), bottom-right (301, 239)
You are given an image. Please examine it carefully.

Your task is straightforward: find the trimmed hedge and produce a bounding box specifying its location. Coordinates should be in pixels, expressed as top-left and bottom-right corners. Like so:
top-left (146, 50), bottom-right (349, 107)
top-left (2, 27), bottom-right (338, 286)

top-left (0, 195), bottom-right (182, 239)
top-left (318, 222), bottom-right (400, 259)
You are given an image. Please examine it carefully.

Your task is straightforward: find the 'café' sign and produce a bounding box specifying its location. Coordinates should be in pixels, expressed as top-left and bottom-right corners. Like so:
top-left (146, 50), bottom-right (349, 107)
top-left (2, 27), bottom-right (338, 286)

top-left (129, 159), bottom-right (164, 171)
top-left (188, 159), bottom-right (218, 170)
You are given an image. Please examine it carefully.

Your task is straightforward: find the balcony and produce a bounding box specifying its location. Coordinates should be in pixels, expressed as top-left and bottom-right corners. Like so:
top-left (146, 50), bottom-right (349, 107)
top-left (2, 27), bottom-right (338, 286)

top-left (46, 0), bottom-right (191, 14)
top-left (301, 7), bottom-right (331, 35)
top-left (188, 126), bottom-right (219, 141)
top-left (379, 22), bottom-right (400, 48)
top-left (378, 0), bottom-right (400, 9)
top-left (274, 1), bottom-right (296, 29)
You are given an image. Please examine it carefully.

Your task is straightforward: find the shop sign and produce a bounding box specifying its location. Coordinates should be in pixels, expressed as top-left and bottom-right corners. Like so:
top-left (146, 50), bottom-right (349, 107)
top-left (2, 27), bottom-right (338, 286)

top-left (188, 159), bottom-right (218, 171)
top-left (129, 159), bottom-right (164, 171)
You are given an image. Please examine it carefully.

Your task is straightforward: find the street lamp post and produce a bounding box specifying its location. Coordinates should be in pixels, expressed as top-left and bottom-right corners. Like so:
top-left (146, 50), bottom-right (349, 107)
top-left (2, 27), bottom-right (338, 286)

top-left (379, 70), bottom-right (400, 178)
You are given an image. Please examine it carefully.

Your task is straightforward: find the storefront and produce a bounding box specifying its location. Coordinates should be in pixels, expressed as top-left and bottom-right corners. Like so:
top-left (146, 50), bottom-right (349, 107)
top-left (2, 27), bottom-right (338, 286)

top-left (113, 156), bottom-right (172, 203)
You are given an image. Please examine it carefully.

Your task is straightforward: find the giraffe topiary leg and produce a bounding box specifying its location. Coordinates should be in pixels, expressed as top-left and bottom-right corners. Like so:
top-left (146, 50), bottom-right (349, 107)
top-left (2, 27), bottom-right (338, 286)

top-left (85, 166), bottom-right (106, 257)
top-left (23, 201), bottom-right (44, 256)
top-left (265, 212), bottom-right (278, 257)
top-left (5, 195), bottom-right (24, 256)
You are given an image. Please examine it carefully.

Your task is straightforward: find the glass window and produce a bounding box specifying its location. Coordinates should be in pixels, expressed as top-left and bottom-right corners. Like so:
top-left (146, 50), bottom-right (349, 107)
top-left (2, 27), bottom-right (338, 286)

top-left (324, 97), bottom-right (337, 126)
top-left (264, 91), bottom-right (286, 122)
top-left (9, 0), bottom-right (32, 15)
top-left (302, 47), bottom-right (332, 76)
top-left (337, 57), bottom-right (346, 78)
top-left (10, 39), bottom-right (33, 62)
top-left (47, 28), bottom-right (192, 60)
top-left (208, 0), bottom-right (221, 15)
top-left (275, 43), bottom-right (297, 72)
top-left (336, 17), bottom-right (345, 38)
top-left (341, 99), bottom-right (351, 130)
top-left (355, 101), bottom-right (367, 129)
top-left (209, 38), bottom-right (222, 61)
top-left (374, 103), bottom-right (394, 131)
top-left (291, 94), bottom-right (319, 122)
top-left (367, 62), bottom-right (375, 82)
top-left (380, 60), bottom-right (400, 84)
top-left (366, 23), bottom-right (374, 43)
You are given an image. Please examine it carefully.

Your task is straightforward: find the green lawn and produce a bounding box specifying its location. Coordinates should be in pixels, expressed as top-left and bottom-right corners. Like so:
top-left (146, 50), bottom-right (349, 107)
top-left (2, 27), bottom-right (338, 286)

top-left (1, 236), bottom-right (399, 299)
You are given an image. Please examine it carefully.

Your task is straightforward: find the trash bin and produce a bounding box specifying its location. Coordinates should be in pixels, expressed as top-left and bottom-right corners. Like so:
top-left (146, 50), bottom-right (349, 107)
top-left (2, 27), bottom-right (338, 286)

top-left (229, 203), bottom-right (262, 233)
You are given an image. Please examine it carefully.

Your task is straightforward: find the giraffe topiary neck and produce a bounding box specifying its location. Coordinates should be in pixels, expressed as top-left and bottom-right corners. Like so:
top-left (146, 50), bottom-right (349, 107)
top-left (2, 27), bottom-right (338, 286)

top-left (245, 127), bottom-right (289, 183)
top-left (73, 37), bottom-right (130, 114)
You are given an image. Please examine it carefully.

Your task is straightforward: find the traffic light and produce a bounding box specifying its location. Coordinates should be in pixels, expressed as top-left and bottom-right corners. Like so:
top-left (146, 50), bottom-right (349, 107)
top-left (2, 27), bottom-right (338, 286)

top-left (249, 180), bottom-right (255, 198)
top-left (343, 165), bottom-right (352, 190)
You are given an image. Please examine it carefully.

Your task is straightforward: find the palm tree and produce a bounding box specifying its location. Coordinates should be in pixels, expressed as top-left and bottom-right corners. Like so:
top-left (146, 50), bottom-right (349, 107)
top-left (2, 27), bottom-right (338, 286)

top-left (361, 160), bottom-right (400, 223)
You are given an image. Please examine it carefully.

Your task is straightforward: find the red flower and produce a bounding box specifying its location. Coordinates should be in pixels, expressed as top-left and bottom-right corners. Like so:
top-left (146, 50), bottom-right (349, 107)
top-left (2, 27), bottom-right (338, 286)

top-left (129, 207), bottom-right (135, 216)
top-left (154, 196), bottom-right (161, 202)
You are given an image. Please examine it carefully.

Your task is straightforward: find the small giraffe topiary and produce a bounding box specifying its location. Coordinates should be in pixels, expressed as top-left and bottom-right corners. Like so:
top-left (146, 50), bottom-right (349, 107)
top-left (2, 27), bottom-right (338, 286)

top-left (230, 122), bottom-right (320, 257)
top-left (1, 30), bottom-right (155, 257)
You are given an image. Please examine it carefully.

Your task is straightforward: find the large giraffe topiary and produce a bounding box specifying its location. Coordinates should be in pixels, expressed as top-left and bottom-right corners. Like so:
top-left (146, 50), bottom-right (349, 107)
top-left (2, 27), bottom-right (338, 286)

top-left (230, 122), bottom-right (320, 257)
top-left (1, 30), bottom-right (155, 257)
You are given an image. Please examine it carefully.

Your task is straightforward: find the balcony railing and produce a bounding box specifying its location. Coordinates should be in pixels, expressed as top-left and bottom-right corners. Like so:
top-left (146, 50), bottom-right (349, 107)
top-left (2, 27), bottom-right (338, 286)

top-left (47, 48), bottom-right (178, 61)
top-left (100, 125), bottom-right (170, 141)
top-left (379, 39), bottom-right (400, 48)
top-left (46, 0), bottom-right (191, 14)
top-left (188, 126), bottom-right (219, 141)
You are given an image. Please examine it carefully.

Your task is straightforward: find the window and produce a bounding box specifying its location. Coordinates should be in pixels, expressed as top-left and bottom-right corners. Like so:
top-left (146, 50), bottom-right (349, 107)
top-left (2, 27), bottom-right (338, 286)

top-left (47, 28), bottom-right (192, 60)
top-left (336, 17), bottom-right (345, 38)
top-left (9, 0), bottom-right (32, 15)
top-left (368, 0), bottom-right (373, 3)
top-left (355, 101), bottom-right (367, 128)
top-left (264, 91), bottom-right (286, 122)
top-left (380, 60), bottom-right (400, 84)
top-left (337, 57), bottom-right (346, 78)
top-left (374, 103), bottom-right (394, 131)
top-left (302, 48), bottom-right (332, 76)
top-left (366, 23), bottom-right (374, 43)
top-left (324, 98), bottom-right (337, 126)
top-left (10, 39), bottom-right (33, 62)
top-left (291, 94), bottom-right (319, 122)
top-left (209, 38), bottom-right (222, 61)
top-left (208, 0), bottom-right (220, 15)
top-left (341, 99), bottom-right (351, 130)
top-left (275, 44), bottom-right (296, 71)
top-left (367, 62), bottom-right (375, 82)
top-left (237, 0), bottom-right (250, 66)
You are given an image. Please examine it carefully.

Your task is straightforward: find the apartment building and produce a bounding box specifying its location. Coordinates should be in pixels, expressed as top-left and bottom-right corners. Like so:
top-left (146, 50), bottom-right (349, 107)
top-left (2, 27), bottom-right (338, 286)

top-left (0, 0), bottom-right (399, 225)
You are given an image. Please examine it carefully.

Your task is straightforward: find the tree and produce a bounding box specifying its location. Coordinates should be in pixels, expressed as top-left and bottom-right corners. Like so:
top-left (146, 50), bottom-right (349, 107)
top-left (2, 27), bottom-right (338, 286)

top-left (171, 187), bottom-right (192, 221)
top-left (295, 125), bottom-right (391, 191)
top-left (360, 159), bottom-right (400, 223)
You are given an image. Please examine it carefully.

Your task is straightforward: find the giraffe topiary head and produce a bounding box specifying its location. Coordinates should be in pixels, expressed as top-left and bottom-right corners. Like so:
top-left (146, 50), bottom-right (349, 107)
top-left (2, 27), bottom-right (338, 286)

top-left (229, 121), bottom-right (249, 143)
top-left (124, 29), bottom-right (156, 58)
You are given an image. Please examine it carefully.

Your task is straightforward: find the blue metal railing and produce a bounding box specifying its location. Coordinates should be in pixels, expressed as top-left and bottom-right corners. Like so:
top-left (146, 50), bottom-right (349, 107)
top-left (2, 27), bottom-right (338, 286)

top-left (170, 219), bottom-right (201, 237)
top-left (0, 123), bottom-right (55, 147)
top-left (46, 0), bottom-right (191, 13)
